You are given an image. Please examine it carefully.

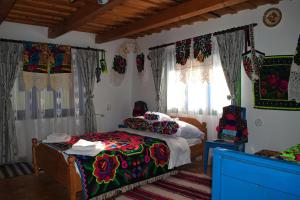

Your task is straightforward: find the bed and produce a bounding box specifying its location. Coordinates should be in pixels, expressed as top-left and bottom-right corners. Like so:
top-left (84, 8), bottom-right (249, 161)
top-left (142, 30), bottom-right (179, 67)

top-left (32, 116), bottom-right (207, 200)
top-left (212, 148), bottom-right (300, 200)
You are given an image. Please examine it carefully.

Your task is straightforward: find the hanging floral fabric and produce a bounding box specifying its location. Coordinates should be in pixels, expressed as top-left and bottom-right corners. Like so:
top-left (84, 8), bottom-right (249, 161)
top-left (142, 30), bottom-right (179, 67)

top-left (49, 44), bottom-right (72, 91)
top-left (113, 55), bottom-right (126, 74)
top-left (193, 34), bottom-right (212, 62)
top-left (176, 39), bottom-right (191, 65)
top-left (242, 24), bottom-right (265, 81)
top-left (23, 42), bottom-right (49, 91)
top-left (136, 53), bottom-right (144, 72)
top-left (22, 42), bottom-right (72, 91)
top-left (288, 34), bottom-right (300, 102)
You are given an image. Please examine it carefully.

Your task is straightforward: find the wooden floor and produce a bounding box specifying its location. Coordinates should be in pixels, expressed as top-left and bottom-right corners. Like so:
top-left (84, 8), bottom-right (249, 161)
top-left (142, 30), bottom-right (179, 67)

top-left (0, 162), bottom-right (211, 200)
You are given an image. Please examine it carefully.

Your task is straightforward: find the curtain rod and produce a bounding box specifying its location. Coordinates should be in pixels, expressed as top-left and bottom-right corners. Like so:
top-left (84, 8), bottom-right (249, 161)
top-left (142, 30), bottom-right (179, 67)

top-left (0, 38), bottom-right (105, 52)
top-left (148, 23), bottom-right (257, 50)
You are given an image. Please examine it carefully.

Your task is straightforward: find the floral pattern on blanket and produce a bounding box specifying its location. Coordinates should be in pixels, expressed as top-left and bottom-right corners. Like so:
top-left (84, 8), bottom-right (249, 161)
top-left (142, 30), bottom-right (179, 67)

top-left (50, 131), bottom-right (170, 200)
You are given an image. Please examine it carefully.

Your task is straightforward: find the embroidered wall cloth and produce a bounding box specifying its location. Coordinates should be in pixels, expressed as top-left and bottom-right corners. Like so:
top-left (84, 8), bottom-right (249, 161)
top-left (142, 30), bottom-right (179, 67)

top-left (22, 42), bottom-right (71, 91)
top-left (254, 55), bottom-right (300, 110)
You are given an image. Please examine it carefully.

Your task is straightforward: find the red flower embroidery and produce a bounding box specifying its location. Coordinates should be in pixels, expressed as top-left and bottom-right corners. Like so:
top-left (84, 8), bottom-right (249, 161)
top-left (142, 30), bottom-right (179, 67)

top-left (267, 74), bottom-right (278, 86)
top-left (150, 143), bottom-right (170, 167)
top-left (93, 153), bottom-right (120, 184)
top-left (261, 87), bottom-right (267, 97)
top-left (278, 80), bottom-right (288, 93)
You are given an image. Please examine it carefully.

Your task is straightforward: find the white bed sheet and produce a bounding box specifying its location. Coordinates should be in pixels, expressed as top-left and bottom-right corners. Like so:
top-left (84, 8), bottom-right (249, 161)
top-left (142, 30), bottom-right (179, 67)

top-left (117, 128), bottom-right (191, 169)
top-left (186, 138), bottom-right (202, 146)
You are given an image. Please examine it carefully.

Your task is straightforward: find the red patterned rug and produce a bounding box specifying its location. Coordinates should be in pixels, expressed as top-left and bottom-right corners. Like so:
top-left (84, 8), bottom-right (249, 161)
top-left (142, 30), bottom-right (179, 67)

top-left (115, 170), bottom-right (211, 200)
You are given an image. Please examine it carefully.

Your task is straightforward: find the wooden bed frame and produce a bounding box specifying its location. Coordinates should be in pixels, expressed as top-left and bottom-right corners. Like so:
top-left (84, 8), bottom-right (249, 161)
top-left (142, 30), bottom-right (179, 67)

top-left (32, 116), bottom-right (207, 200)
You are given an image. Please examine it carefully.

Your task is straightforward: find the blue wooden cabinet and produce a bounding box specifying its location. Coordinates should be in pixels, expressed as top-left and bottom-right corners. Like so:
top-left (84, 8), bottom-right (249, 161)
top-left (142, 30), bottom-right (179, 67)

top-left (212, 148), bottom-right (300, 200)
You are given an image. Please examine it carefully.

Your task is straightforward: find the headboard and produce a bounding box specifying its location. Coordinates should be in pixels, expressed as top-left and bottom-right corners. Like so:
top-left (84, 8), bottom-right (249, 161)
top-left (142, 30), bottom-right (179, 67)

top-left (171, 116), bottom-right (208, 141)
top-left (212, 148), bottom-right (300, 200)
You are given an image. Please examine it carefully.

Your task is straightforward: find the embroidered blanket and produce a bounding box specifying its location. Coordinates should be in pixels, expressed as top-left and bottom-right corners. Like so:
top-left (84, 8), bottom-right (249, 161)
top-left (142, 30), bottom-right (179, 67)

top-left (49, 131), bottom-right (170, 200)
top-left (254, 55), bottom-right (300, 110)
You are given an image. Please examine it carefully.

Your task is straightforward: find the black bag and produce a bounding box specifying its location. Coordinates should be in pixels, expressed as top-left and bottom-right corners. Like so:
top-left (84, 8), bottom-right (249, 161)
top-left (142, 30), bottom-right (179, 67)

top-left (132, 101), bottom-right (148, 117)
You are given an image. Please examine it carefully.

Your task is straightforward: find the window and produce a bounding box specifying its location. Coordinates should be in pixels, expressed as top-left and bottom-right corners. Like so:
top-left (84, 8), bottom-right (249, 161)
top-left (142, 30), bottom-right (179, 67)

top-left (167, 43), bottom-right (230, 116)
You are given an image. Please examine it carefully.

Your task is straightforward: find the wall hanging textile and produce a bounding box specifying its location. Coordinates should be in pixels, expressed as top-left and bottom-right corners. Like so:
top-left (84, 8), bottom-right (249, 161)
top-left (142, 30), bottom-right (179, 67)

top-left (112, 55), bottom-right (127, 74)
top-left (75, 49), bottom-right (97, 133)
top-left (215, 29), bottom-right (245, 106)
top-left (136, 53), bottom-right (145, 72)
top-left (254, 55), bottom-right (300, 110)
top-left (23, 42), bottom-right (72, 91)
top-left (288, 35), bottom-right (300, 103)
top-left (242, 24), bottom-right (265, 81)
top-left (175, 39), bottom-right (191, 65)
top-left (0, 41), bottom-right (23, 164)
top-left (193, 34), bottom-right (212, 62)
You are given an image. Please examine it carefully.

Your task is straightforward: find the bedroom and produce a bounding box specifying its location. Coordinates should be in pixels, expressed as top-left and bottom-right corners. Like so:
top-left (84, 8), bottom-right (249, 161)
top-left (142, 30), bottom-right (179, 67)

top-left (0, 0), bottom-right (299, 200)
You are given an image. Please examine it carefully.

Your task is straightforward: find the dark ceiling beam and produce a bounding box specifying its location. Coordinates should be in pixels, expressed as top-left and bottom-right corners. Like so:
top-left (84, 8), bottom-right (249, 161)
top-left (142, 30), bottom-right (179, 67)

top-left (48, 0), bottom-right (125, 38)
top-left (0, 0), bottom-right (15, 24)
top-left (95, 0), bottom-right (249, 43)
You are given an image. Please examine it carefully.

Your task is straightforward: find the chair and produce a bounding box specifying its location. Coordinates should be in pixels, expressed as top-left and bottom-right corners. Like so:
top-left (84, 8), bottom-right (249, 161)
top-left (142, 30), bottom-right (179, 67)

top-left (203, 105), bottom-right (248, 174)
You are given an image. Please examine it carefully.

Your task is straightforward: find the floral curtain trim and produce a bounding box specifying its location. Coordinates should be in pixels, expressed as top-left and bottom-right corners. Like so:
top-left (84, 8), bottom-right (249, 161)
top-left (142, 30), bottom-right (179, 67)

top-left (136, 53), bottom-right (145, 72)
top-left (48, 44), bottom-right (71, 74)
top-left (193, 34), bottom-right (212, 62)
top-left (113, 55), bottom-right (126, 74)
top-left (254, 55), bottom-right (300, 110)
top-left (23, 42), bottom-right (49, 73)
top-left (176, 39), bottom-right (191, 65)
top-left (23, 42), bottom-right (72, 91)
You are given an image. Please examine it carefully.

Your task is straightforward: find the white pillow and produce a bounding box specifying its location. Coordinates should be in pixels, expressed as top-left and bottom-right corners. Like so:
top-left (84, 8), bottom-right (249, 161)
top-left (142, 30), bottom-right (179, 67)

top-left (175, 120), bottom-right (204, 139)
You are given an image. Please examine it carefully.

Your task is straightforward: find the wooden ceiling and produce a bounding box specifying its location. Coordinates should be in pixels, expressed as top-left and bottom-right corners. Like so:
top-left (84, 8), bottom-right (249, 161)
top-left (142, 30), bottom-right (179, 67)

top-left (0, 0), bottom-right (280, 43)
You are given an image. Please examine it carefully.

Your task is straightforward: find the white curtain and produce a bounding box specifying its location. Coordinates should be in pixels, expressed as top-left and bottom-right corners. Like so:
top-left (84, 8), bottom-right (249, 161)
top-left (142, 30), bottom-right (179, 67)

top-left (12, 49), bottom-right (84, 162)
top-left (167, 38), bottom-right (230, 139)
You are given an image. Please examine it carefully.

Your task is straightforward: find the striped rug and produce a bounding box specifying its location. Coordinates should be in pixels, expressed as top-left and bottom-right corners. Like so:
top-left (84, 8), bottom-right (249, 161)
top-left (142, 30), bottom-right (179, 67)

top-left (0, 162), bottom-right (34, 179)
top-left (116, 171), bottom-right (211, 200)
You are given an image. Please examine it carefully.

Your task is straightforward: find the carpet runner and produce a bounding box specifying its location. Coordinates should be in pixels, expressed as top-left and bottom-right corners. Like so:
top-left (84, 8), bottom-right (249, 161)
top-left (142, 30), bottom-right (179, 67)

top-left (115, 171), bottom-right (211, 200)
top-left (0, 162), bottom-right (33, 179)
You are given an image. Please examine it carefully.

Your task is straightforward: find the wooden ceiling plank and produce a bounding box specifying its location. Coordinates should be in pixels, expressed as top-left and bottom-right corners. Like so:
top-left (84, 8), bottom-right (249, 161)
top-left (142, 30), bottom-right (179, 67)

top-left (6, 17), bottom-right (54, 27)
top-left (17, 0), bottom-right (78, 12)
top-left (96, 0), bottom-right (249, 43)
top-left (0, 0), bottom-right (15, 24)
top-left (10, 9), bottom-right (64, 21)
top-left (14, 4), bottom-right (71, 17)
top-left (48, 0), bottom-right (125, 38)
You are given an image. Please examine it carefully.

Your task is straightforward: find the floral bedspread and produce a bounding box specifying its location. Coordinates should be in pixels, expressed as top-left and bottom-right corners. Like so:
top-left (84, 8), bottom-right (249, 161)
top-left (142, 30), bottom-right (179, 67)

top-left (49, 131), bottom-right (170, 200)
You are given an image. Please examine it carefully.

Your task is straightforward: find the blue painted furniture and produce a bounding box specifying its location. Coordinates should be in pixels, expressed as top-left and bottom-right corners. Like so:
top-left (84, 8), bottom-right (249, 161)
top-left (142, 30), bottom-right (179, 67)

top-left (203, 140), bottom-right (245, 174)
top-left (212, 148), bottom-right (300, 200)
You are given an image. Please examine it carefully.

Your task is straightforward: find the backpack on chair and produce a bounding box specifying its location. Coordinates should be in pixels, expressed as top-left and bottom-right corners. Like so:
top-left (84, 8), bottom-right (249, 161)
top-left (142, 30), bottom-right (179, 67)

top-left (132, 101), bottom-right (148, 117)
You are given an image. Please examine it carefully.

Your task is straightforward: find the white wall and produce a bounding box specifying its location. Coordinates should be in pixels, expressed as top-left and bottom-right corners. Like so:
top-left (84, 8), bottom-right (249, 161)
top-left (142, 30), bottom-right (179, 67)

top-left (135, 0), bottom-right (300, 153)
top-left (0, 22), bottom-right (134, 131)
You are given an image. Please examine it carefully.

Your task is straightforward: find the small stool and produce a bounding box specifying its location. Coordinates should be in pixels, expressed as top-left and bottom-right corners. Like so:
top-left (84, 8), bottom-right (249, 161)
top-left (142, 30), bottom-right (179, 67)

top-left (203, 140), bottom-right (245, 174)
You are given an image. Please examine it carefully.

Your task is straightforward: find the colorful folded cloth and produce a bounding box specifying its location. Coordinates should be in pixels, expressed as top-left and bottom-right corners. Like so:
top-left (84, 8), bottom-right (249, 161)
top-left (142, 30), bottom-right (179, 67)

top-left (43, 133), bottom-right (71, 143)
top-left (64, 139), bottom-right (105, 156)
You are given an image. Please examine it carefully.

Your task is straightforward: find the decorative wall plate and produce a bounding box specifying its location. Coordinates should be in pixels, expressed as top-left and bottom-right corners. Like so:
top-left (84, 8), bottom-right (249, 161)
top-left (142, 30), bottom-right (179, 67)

top-left (263, 8), bottom-right (282, 27)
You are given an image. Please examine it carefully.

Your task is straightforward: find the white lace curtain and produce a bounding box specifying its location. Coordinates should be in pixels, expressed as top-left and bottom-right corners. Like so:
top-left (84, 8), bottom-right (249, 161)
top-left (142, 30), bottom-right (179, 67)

top-left (12, 49), bottom-right (85, 162)
top-left (166, 38), bottom-right (230, 139)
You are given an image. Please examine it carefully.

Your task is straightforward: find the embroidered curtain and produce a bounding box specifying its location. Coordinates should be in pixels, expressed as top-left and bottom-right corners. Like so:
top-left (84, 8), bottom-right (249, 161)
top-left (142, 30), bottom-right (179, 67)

top-left (167, 38), bottom-right (230, 139)
top-left (148, 48), bottom-right (167, 111)
top-left (23, 43), bottom-right (72, 91)
top-left (11, 49), bottom-right (84, 162)
top-left (0, 41), bottom-right (23, 164)
top-left (215, 30), bottom-right (245, 105)
top-left (75, 49), bottom-right (97, 133)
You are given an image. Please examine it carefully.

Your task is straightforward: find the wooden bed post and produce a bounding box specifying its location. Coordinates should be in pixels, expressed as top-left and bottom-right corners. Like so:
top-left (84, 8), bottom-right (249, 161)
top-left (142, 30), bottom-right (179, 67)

top-left (68, 156), bottom-right (77, 200)
top-left (201, 122), bottom-right (207, 173)
top-left (32, 138), bottom-right (39, 176)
